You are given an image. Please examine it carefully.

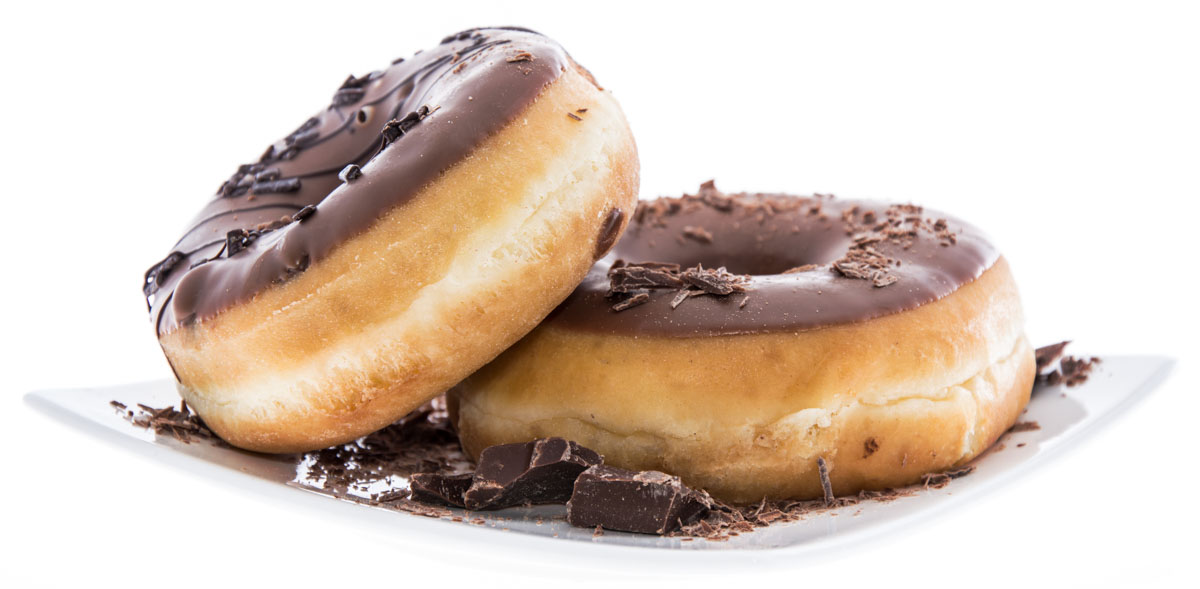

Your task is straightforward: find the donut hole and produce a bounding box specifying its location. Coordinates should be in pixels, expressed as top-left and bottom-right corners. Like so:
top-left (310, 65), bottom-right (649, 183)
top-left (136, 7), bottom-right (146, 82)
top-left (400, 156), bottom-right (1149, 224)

top-left (616, 223), bottom-right (850, 276)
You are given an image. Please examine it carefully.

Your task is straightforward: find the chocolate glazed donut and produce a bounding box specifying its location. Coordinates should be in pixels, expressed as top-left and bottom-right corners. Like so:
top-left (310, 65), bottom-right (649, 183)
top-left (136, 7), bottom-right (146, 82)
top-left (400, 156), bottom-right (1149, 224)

top-left (452, 182), bottom-right (1034, 503)
top-left (145, 28), bottom-right (639, 453)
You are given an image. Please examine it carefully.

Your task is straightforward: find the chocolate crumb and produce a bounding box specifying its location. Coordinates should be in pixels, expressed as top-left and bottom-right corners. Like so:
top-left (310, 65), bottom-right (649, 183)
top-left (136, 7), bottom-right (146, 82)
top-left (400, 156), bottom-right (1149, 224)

top-left (567, 112), bottom-right (582, 121)
top-left (1009, 421), bottom-right (1041, 433)
top-left (506, 51), bottom-right (533, 63)
top-left (863, 438), bottom-right (879, 458)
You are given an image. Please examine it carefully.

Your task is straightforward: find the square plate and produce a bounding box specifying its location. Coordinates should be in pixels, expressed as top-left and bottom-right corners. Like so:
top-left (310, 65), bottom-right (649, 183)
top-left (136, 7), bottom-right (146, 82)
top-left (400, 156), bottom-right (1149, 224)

top-left (24, 355), bottom-right (1173, 566)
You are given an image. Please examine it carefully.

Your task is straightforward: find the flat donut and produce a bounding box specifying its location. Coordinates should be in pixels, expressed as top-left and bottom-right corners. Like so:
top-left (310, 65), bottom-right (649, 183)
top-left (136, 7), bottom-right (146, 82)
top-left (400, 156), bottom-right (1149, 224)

top-left (143, 28), bottom-right (639, 453)
top-left (451, 182), bottom-right (1033, 503)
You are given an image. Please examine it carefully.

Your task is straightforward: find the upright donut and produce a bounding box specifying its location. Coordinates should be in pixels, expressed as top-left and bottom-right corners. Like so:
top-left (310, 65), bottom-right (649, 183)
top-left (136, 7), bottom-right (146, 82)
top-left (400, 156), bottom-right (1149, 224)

top-left (451, 182), bottom-right (1033, 503)
top-left (144, 28), bottom-right (639, 453)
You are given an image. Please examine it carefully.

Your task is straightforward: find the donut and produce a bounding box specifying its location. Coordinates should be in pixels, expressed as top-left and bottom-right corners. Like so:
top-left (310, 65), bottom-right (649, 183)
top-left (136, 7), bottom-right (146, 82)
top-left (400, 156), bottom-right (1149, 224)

top-left (450, 182), bottom-right (1033, 503)
top-left (143, 28), bottom-right (639, 453)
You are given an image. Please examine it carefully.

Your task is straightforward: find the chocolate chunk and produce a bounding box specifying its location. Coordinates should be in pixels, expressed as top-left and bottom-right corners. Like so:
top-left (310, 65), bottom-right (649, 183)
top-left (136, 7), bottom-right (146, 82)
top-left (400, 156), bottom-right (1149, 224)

top-left (1008, 421), bottom-right (1041, 433)
top-left (462, 438), bottom-right (602, 510)
top-left (566, 465), bottom-right (712, 534)
top-left (409, 473), bottom-right (473, 507)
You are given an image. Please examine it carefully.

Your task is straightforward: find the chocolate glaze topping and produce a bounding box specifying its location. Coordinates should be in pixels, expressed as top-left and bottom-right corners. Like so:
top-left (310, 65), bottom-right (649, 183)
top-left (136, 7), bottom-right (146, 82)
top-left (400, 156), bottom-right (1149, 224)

top-left (546, 182), bottom-right (1000, 336)
top-left (144, 27), bottom-right (571, 335)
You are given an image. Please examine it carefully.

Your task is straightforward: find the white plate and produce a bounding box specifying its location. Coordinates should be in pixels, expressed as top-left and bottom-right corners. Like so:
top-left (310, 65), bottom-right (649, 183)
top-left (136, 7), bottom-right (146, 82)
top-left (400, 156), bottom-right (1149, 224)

top-left (24, 355), bottom-right (1172, 566)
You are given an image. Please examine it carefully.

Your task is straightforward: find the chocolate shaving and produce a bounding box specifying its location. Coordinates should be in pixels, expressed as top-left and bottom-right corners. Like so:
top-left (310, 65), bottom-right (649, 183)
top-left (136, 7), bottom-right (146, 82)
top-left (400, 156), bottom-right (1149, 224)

top-left (1008, 421), bottom-right (1041, 433)
top-left (680, 265), bottom-right (747, 295)
top-left (921, 466), bottom-right (976, 489)
top-left (506, 51), bottom-right (533, 62)
top-left (1034, 341), bottom-right (1101, 388)
top-left (783, 264), bottom-right (821, 274)
top-left (1035, 341), bottom-right (1071, 373)
top-left (817, 457), bottom-right (835, 506)
top-left (303, 397), bottom-right (466, 499)
top-left (608, 264), bottom-right (684, 292)
top-left (681, 225), bottom-right (713, 244)
top-left (567, 112), bottom-right (582, 121)
top-left (611, 292), bottom-right (650, 312)
top-left (115, 401), bottom-right (219, 445)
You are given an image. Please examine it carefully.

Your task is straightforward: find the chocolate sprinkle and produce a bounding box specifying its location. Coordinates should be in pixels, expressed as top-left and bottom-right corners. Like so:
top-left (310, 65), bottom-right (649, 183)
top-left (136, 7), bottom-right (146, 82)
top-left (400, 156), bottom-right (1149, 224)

top-left (462, 438), bottom-right (602, 510)
top-left (338, 164), bottom-right (362, 183)
top-left (291, 205), bottom-right (317, 223)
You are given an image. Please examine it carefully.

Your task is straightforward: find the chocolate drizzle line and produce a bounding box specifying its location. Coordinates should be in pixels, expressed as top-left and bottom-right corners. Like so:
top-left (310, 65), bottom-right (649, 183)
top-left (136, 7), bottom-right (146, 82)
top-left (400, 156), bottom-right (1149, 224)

top-left (145, 28), bottom-right (573, 335)
top-left (546, 182), bottom-right (1000, 337)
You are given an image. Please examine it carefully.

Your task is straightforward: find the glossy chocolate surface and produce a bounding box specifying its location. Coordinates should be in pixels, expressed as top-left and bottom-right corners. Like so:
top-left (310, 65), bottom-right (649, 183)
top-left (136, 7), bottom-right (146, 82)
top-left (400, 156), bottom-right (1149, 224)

top-left (144, 27), bottom-right (569, 334)
top-left (545, 183), bottom-right (1000, 336)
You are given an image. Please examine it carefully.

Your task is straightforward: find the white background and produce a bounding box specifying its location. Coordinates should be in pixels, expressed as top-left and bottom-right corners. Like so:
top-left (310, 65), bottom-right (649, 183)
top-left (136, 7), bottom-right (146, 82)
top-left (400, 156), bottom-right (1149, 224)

top-left (3, 1), bottom-right (1197, 586)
